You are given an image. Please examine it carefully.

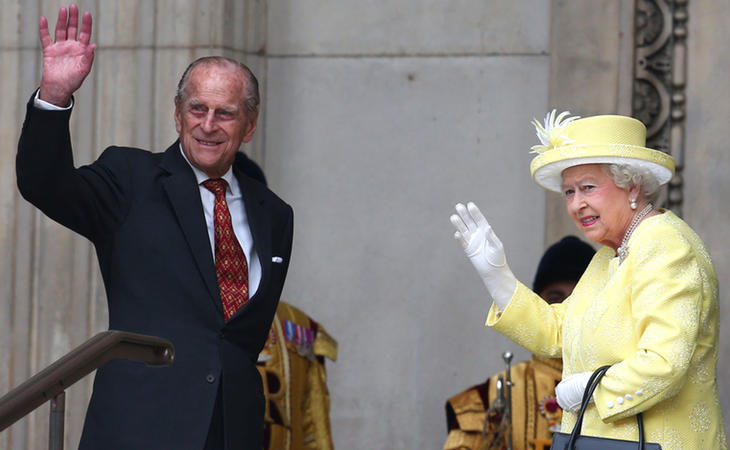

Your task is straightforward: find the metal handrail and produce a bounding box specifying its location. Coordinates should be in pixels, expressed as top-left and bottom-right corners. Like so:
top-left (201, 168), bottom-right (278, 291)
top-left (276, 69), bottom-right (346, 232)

top-left (0, 330), bottom-right (174, 445)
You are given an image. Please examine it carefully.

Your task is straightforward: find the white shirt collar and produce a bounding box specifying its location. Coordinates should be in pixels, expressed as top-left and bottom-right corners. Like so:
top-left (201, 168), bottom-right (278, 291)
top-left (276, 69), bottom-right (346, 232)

top-left (178, 143), bottom-right (235, 188)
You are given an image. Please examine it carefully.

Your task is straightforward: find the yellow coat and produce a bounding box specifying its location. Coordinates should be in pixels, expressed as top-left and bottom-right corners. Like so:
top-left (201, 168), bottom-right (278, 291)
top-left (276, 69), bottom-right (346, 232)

top-left (487, 211), bottom-right (727, 450)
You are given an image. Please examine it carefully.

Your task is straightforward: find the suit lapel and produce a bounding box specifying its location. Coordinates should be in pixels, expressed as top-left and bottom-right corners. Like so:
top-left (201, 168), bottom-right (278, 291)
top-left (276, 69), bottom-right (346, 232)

top-left (159, 143), bottom-right (222, 314)
top-left (233, 159), bottom-right (271, 311)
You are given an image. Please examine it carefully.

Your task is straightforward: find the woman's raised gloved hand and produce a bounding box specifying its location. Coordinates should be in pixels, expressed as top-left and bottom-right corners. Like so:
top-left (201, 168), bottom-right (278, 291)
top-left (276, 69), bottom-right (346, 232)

top-left (450, 202), bottom-right (517, 311)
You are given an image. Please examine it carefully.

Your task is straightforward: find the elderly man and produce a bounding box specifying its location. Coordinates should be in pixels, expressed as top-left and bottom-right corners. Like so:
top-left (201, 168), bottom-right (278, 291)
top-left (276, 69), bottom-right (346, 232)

top-left (16, 5), bottom-right (293, 450)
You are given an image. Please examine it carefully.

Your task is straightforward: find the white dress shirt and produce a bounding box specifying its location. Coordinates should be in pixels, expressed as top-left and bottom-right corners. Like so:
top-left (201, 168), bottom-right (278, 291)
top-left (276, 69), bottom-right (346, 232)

top-left (33, 91), bottom-right (261, 296)
top-left (180, 146), bottom-right (262, 296)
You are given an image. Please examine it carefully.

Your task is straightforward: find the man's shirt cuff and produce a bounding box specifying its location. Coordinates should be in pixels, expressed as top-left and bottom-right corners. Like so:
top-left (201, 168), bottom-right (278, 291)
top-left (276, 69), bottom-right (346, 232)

top-left (33, 89), bottom-right (73, 110)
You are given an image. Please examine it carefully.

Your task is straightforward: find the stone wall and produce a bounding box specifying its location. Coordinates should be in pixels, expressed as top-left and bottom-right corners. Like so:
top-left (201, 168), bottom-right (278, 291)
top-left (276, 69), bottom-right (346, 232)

top-left (685, 0), bottom-right (730, 432)
top-left (263, 2), bottom-right (549, 448)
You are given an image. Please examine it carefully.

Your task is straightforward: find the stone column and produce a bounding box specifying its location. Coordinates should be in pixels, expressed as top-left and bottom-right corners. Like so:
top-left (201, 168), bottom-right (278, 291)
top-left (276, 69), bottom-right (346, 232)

top-left (685, 0), bottom-right (730, 433)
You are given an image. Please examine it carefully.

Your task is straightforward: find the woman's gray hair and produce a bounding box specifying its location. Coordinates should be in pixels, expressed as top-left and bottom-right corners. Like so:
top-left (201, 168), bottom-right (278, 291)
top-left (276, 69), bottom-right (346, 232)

top-left (604, 163), bottom-right (661, 204)
top-left (175, 56), bottom-right (260, 114)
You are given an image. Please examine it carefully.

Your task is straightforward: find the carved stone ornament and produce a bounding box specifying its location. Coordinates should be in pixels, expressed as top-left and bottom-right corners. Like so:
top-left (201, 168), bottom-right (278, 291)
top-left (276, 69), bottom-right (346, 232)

top-left (632, 0), bottom-right (688, 215)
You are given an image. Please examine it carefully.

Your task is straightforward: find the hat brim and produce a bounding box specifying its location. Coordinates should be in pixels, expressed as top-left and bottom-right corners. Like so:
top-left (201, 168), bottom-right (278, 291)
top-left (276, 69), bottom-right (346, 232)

top-left (530, 144), bottom-right (675, 193)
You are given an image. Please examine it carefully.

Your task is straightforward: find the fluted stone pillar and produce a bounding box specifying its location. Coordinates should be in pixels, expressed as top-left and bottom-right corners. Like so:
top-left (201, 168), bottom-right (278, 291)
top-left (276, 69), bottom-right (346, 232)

top-left (0, 1), bottom-right (267, 448)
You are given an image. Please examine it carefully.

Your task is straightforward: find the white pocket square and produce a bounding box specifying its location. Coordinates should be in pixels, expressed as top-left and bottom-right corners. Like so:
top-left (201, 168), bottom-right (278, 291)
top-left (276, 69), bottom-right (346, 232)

top-left (272, 256), bottom-right (284, 263)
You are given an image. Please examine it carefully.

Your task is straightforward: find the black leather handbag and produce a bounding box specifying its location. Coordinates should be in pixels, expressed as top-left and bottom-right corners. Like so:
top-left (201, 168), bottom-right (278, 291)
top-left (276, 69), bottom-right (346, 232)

top-left (550, 365), bottom-right (662, 450)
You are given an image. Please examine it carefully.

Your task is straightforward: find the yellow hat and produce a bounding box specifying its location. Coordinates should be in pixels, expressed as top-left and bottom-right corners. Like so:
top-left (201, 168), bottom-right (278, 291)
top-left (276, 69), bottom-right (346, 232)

top-left (529, 111), bottom-right (676, 193)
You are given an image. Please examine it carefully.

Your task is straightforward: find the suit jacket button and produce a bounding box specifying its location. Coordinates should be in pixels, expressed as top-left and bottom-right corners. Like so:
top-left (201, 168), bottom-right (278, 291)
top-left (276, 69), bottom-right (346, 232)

top-left (206, 374), bottom-right (216, 383)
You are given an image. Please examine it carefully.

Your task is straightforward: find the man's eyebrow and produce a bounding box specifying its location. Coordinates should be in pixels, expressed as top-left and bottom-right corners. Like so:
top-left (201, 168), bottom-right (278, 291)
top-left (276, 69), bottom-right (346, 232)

top-left (216, 105), bottom-right (239, 113)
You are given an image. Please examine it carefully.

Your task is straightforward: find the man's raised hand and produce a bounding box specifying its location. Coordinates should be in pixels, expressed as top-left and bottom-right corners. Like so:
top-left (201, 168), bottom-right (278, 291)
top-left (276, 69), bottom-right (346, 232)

top-left (39, 4), bottom-right (96, 107)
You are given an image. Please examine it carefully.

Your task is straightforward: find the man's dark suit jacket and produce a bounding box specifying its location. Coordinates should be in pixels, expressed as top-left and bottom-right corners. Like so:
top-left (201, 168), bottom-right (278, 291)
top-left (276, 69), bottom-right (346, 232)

top-left (16, 96), bottom-right (293, 449)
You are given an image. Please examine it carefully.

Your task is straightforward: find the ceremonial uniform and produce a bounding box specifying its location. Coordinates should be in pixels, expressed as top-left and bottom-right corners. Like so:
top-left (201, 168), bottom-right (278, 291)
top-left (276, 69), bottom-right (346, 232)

top-left (257, 302), bottom-right (338, 449)
top-left (444, 355), bottom-right (563, 450)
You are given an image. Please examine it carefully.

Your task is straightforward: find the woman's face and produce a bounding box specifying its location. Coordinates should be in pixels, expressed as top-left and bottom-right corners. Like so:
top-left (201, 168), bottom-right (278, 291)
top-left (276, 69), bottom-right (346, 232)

top-left (561, 164), bottom-right (639, 250)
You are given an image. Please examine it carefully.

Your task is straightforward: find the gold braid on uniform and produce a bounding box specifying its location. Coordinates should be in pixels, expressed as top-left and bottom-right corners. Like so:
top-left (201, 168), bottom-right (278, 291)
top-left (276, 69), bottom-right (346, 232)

top-left (257, 302), bottom-right (338, 450)
top-left (444, 355), bottom-right (563, 450)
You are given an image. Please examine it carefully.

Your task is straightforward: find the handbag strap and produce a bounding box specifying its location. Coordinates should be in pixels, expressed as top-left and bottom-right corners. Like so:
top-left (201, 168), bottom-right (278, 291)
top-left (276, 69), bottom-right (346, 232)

top-left (566, 365), bottom-right (647, 450)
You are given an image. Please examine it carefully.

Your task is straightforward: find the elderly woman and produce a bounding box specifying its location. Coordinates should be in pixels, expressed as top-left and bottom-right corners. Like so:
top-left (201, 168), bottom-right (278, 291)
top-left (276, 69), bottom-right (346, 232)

top-left (450, 112), bottom-right (727, 449)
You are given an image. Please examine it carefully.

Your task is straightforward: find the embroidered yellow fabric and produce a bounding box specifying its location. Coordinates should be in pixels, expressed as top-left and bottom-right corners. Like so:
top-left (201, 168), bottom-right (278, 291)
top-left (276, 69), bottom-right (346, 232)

top-left (487, 211), bottom-right (727, 450)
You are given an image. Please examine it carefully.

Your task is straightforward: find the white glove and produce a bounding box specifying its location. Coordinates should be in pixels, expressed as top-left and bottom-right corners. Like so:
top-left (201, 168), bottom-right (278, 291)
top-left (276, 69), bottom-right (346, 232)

top-left (450, 202), bottom-right (517, 311)
top-left (555, 371), bottom-right (593, 413)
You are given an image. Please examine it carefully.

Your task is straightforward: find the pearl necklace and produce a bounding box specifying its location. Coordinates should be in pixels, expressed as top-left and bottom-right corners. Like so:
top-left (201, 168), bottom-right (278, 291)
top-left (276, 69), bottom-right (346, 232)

top-left (617, 203), bottom-right (653, 264)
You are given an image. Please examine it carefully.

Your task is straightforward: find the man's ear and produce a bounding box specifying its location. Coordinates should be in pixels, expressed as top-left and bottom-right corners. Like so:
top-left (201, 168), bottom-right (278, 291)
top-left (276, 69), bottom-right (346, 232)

top-left (174, 99), bottom-right (182, 134)
top-left (242, 110), bottom-right (259, 143)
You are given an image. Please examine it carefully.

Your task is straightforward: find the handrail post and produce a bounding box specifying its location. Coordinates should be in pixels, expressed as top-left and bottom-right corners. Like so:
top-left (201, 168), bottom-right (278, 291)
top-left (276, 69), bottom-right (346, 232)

top-left (0, 330), bottom-right (174, 445)
top-left (49, 391), bottom-right (65, 450)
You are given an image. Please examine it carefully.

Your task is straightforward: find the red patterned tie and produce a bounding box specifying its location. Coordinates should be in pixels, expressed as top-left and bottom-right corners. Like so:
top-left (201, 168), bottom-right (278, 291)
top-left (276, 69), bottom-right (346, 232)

top-left (203, 178), bottom-right (249, 321)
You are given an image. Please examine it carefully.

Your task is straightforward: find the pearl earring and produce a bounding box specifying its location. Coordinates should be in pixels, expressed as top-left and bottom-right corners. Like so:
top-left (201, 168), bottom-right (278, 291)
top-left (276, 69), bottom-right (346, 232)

top-left (630, 199), bottom-right (637, 210)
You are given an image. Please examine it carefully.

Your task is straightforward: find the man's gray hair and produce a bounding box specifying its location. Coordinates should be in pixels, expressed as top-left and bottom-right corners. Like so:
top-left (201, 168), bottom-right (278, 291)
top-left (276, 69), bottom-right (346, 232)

top-left (604, 163), bottom-right (661, 204)
top-left (175, 56), bottom-right (260, 114)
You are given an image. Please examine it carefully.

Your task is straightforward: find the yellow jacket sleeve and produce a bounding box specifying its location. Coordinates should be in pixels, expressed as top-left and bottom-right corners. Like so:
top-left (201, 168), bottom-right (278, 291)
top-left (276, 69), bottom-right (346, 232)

top-left (486, 282), bottom-right (566, 359)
